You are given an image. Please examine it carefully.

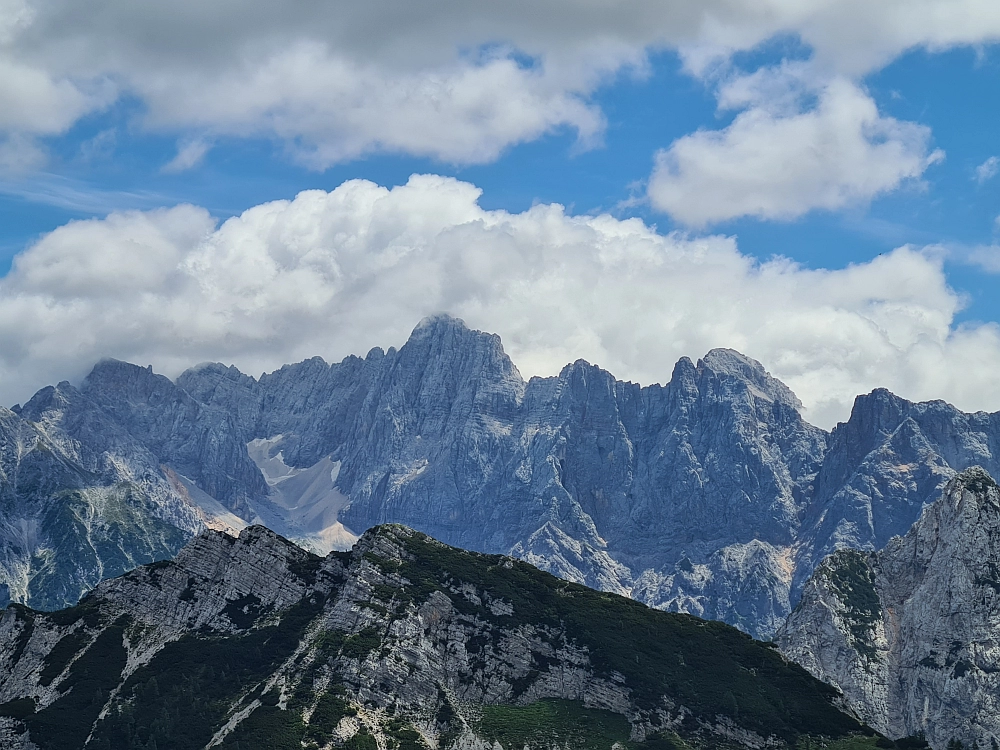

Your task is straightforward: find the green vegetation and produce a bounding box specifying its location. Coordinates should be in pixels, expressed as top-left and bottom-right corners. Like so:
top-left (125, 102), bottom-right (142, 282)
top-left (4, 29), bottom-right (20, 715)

top-left (0, 697), bottom-right (36, 721)
top-left (44, 596), bottom-right (102, 627)
top-left (394, 529), bottom-right (865, 744)
top-left (341, 627), bottom-right (382, 660)
top-left (217, 704), bottom-right (305, 750)
top-left (479, 699), bottom-right (633, 750)
top-left (5, 524), bottom-right (882, 750)
top-left (89, 594), bottom-right (325, 750)
top-left (288, 551), bottom-right (325, 584)
top-left (304, 688), bottom-right (356, 744)
top-left (23, 617), bottom-right (129, 750)
top-left (344, 728), bottom-right (379, 750)
top-left (222, 592), bottom-right (274, 629)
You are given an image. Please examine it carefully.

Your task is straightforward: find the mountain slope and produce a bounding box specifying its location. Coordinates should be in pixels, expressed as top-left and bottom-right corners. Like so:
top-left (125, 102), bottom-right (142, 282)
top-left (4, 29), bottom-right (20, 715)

top-left (0, 390), bottom-right (198, 612)
top-left (0, 524), bottom-right (875, 750)
top-left (777, 467), bottom-right (1000, 747)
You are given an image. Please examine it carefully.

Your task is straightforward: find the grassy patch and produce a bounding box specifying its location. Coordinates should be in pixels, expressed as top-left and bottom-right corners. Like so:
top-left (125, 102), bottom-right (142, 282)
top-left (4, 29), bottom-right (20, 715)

top-left (479, 699), bottom-right (631, 750)
top-left (345, 728), bottom-right (379, 750)
top-left (305, 687), bottom-right (356, 744)
top-left (217, 704), bottom-right (305, 750)
top-left (341, 627), bottom-right (383, 660)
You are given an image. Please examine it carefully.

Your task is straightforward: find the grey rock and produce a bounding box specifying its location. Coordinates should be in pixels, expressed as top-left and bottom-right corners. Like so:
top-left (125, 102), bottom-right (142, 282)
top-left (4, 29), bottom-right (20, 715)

top-left (0, 523), bottom-right (866, 750)
top-left (3, 314), bottom-right (999, 642)
top-left (777, 467), bottom-right (1000, 747)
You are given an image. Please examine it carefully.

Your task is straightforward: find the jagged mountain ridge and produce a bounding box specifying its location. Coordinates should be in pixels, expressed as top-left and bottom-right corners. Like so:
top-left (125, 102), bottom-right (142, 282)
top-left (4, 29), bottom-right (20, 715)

top-left (0, 523), bottom-right (875, 750)
top-left (4, 315), bottom-right (1000, 639)
top-left (776, 467), bottom-right (1000, 748)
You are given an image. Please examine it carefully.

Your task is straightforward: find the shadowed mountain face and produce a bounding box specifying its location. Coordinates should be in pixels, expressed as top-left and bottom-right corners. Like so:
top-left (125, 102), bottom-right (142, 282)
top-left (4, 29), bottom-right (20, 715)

top-left (2, 315), bottom-right (998, 638)
top-left (0, 524), bottom-right (872, 750)
top-left (777, 468), bottom-right (1000, 748)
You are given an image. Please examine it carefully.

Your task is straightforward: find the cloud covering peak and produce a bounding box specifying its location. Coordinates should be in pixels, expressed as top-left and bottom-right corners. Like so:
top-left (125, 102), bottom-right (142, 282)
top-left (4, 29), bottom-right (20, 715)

top-left (1, 174), bottom-right (996, 428)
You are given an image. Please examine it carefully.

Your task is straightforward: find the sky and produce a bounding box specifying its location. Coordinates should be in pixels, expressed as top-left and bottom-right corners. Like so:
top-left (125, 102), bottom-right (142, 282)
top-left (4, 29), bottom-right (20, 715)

top-left (0, 1), bottom-right (1000, 428)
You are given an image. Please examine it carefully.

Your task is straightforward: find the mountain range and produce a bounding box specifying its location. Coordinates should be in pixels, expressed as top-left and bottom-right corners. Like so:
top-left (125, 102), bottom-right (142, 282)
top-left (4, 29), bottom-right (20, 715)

top-left (2, 315), bottom-right (998, 642)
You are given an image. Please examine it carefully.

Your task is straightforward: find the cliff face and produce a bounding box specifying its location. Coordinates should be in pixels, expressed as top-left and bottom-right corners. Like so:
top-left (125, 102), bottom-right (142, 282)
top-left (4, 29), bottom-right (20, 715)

top-left (0, 388), bottom-right (196, 613)
top-left (3, 315), bottom-right (999, 640)
top-left (0, 524), bottom-right (870, 750)
top-left (777, 467), bottom-right (1000, 748)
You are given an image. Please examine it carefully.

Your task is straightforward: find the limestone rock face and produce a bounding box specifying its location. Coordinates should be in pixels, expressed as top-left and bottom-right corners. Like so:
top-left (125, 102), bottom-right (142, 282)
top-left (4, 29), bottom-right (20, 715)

top-left (3, 314), bottom-right (1000, 640)
top-left (0, 524), bottom-right (867, 750)
top-left (0, 388), bottom-right (195, 612)
top-left (777, 467), bottom-right (1000, 748)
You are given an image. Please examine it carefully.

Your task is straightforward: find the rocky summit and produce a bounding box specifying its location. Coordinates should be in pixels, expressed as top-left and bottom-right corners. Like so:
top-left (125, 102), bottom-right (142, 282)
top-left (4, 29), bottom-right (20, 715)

top-left (0, 523), bottom-right (875, 750)
top-left (777, 467), bottom-right (1000, 748)
top-left (4, 315), bottom-right (1000, 640)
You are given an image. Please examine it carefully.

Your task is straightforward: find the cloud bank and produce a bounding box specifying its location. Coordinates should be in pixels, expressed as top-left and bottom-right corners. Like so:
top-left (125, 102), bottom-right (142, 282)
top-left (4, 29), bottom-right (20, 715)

top-left (1, 174), bottom-right (997, 429)
top-left (0, 0), bottom-right (998, 176)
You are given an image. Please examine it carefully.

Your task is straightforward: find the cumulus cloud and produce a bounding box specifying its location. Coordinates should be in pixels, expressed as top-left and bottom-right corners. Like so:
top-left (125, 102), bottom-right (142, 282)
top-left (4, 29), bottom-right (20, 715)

top-left (647, 75), bottom-right (944, 225)
top-left (0, 174), bottom-right (997, 429)
top-left (0, 1), bottom-right (997, 168)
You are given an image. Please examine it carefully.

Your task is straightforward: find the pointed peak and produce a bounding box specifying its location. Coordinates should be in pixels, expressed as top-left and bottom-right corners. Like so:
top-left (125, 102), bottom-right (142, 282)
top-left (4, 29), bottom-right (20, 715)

top-left (700, 348), bottom-right (762, 371)
top-left (405, 314), bottom-right (499, 351)
top-left (410, 313), bottom-right (473, 339)
top-left (846, 388), bottom-right (909, 431)
top-left (180, 361), bottom-right (236, 377)
top-left (952, 466), bottom-right (998, 496)
top-left (400, 315), bottom-right (521, 389)
top-left (408, 313), bottom-right (511, 346)
top-left (84, 358), bottom-right (168, 389)
top-left (669, 355), bottom-right (697, 383)
top-left (697, 349), bottom-right (802, 410)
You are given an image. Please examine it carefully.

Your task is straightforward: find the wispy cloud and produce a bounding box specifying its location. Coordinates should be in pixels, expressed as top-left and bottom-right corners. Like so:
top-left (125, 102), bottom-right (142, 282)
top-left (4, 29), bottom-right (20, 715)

top-left (966, 244), bottom-right (1000, 273)
top-left (975, 155), bottom-right (999, 183)
top-left (0, 173), bottom-right (170, 215)
top-left (162, 138), bottom-right (212, 174)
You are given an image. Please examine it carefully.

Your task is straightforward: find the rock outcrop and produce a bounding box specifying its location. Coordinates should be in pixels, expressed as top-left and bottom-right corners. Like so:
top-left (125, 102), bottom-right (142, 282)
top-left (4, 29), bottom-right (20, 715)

top-left (777, 467), bottom-right (1000, 748)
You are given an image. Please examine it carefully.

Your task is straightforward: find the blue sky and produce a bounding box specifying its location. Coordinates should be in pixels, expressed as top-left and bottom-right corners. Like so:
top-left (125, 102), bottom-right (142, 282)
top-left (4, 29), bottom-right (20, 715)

top-left (0, 1), bottom-right (999, 427)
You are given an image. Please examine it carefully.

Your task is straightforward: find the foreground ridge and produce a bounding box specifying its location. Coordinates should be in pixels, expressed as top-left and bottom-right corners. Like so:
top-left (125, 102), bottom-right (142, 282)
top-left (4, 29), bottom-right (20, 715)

top-left (0, 523), bottom-right (877, 750)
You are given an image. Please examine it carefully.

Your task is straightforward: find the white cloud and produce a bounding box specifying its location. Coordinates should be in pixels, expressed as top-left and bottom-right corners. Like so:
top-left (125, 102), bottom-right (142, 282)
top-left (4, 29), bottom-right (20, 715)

top-left (976, 155), bottom-right (999, 183)
top-left (0, 174), bottom-right (998, 429)
top-left (162, 138), bottom-right (211, 173)
top-left (0, 1), bottom-right (997, 168)
top-left (0, 133), bottom-right (46, 174)
top-left (647, 74), bottom-right (944, 225)
top-left (966, 244), bottom-right (1000, 273)
top-left (141, 46), bottom-right (604, 166)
